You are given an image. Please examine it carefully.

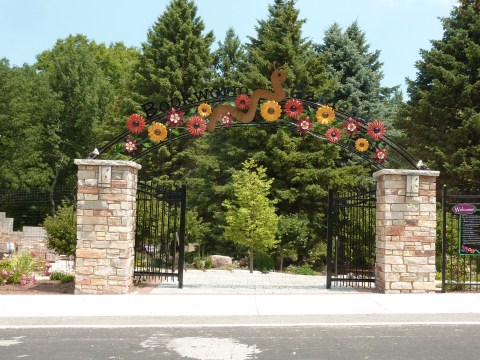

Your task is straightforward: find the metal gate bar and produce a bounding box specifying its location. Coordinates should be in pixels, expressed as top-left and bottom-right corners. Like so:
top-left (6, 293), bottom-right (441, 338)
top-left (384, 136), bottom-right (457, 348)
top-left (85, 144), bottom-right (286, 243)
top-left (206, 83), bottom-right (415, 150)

top-left (134, 181), bottom-right (186, 288)
top-left (327, 188), bottom-right (376, 288)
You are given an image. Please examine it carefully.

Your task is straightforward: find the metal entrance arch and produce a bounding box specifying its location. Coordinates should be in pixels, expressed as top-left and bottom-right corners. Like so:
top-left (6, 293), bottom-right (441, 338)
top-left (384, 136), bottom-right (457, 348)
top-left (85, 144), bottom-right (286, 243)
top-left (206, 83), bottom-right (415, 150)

top-left (134, 181), bottom-right (186, 288)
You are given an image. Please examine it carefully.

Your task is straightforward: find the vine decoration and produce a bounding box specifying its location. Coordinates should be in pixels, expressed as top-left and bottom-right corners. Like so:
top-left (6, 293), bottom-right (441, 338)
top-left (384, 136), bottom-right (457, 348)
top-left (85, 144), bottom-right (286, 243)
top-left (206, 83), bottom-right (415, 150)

top-left (109, 63), bottom-right (416, 169)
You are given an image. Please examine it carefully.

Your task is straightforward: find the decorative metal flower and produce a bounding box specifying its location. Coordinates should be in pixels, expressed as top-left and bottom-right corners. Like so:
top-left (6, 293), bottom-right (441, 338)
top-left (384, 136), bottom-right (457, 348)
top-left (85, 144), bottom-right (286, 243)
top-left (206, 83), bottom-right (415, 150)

top-left (197, 103), bottom-right (212, 118)
top-left (148, 122), bottom-right (168, 143)
top-left (260, 100), bottom-right (281, 122)
top-left (343, 117), bottom-right (361, 135)
top-left (124, 138), bottom-right (138, 153)
top-left (374, 148), bottom-right (387, 162)
top-left (165, 108), bottom-right (184, 127)
top-left (316, 105), bottom-right (335, 125)
top-left (126, 114), bottom-right (146, 134)
top-left (187, 116), bottom-right (207, 136)
top-left (284, 99), bottom-right (304, 118)
top-left (235, 94), bottom-right (251, 110)
top-left (355, 138), bottom-right (369, 152)
top-left (297, 117), bottom-right (312, 133)
top-left (220, 112), bottom-right (233, 127)
top-left (326, 127), bottom-right (342, 143)
top-left (367, 120), bottom-right (386, 140)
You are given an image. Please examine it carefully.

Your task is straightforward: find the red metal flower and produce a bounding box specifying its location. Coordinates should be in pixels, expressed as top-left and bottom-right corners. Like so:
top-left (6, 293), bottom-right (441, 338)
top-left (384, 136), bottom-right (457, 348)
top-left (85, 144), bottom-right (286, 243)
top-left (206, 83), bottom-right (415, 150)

top-left (235, 94), bottom-right (250, 110)
top-left (342, 117), bottom-right (361, 135)
top-left (325, 127), bottom-right (342, 143)
top-left (186, 116), bottom-right (207, 136)
top-left (165, 108), bottom-right (185, 127)
top-left (367, 120), bottom-right (386, 140)
top-left (126, 114), bottom-right (146, 134)
top-left (297, 117), bottom-right (312, 133)
top-left (374, 148), bottom-right (387, 162)
top-left (284, 99), bottom-right (304, 118)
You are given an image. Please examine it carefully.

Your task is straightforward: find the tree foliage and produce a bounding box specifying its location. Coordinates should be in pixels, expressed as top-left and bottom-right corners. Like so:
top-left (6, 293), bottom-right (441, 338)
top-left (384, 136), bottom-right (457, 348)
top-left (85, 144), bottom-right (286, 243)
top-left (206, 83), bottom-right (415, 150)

top-left (395, 0), bottom-right (480, 190)
top-left (223, 159), bottom-right (279, 272)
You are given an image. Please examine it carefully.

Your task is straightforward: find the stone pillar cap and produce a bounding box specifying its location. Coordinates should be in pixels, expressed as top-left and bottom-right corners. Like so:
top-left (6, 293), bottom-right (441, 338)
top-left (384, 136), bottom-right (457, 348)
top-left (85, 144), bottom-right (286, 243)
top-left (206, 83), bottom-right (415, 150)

top-left (74, 159), bottom-right (141, 170)
top-left (373, 169), bottom-right (439, 179)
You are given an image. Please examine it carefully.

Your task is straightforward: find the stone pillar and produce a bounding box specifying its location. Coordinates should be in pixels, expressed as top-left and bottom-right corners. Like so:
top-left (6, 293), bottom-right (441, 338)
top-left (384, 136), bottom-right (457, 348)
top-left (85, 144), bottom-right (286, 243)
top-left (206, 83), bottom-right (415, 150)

top-left (74, 159), bottom-right (141, 294)
top-left (373, 169), bottom-right (440, 293)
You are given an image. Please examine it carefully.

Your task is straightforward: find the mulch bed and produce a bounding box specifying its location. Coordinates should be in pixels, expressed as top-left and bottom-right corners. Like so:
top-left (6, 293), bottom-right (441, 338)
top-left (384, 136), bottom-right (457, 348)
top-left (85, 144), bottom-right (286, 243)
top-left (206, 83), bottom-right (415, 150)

top-left (0, 280), bottom-right (75, 295)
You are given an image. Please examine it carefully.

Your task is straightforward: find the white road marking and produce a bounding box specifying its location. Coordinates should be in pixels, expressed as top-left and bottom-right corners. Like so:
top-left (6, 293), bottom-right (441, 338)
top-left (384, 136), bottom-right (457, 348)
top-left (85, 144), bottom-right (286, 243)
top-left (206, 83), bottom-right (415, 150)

top-left (0, 336), bottom-right (24, 347)
top-left (141, 335), bottom-right (261, 360)
top-left (1, 321), bottom-right (480, 329)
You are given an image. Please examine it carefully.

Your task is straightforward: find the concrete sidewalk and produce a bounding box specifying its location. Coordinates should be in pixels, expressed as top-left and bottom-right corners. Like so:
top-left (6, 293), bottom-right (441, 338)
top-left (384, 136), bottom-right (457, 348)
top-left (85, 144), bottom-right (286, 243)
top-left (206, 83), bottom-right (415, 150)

top-left (0, 269), bottom-right (480, 319)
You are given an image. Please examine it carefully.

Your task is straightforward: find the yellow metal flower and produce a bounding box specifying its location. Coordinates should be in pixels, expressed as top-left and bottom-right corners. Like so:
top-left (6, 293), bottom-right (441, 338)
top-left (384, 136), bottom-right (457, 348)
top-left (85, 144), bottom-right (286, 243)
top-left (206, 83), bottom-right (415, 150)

top-left (148, 122), bottom-right (167, 143)
top-left (260, 100), bottom-right (281, 122)
top-left (197, 103), bottom-right (212, 118)
top-left (316, 106), bottom-right (335, 125)
top-left (355, 138), bottom-right (369, 152)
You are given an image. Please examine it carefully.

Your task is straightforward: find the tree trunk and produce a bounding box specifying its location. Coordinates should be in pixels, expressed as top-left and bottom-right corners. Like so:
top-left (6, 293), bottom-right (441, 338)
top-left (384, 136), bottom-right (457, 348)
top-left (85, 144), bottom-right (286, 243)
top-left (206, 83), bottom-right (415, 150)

top-left (249, 247), bottom-right (254, 273)
top-left (279, 245), bottom-right (284, 272)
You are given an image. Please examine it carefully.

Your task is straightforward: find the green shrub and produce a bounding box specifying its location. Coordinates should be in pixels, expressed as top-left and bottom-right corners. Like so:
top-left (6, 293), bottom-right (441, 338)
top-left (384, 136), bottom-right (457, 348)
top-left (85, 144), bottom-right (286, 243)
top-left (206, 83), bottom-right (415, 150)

top-left (285, 264), bottom-right (316, 276)
top-left (43, 202), bottom-right (77, 257)
top-left (50, 271), bottom-right (75, 283)
top-left (204, 257), bottom-right (212, 269)
top-left (254, 251), bottom-right (274, 272)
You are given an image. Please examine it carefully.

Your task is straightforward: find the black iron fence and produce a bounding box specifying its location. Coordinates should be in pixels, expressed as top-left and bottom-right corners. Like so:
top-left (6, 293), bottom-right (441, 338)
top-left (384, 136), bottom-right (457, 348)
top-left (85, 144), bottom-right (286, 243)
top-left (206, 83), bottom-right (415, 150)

top-left (441, 186), bottom-right (480, 292)
top-left (135, 181), bottom-right (186, 288)
top-left (326, 188), bottom-right (376, 288)
top-left (0, 186), bottom-right (76, 230)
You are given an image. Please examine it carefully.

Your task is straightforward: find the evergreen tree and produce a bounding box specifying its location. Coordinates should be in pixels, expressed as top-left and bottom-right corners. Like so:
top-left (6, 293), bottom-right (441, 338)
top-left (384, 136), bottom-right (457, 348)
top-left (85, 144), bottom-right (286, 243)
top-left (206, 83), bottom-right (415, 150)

top-left (395, 0), bottom-right (480, 190)
top-left (243, 0), bottom-right (335, 97)
top-left (211, 27), bottom-right (246, 88)
top-left (222, 159), bottom-right (279, 273)
top-left (320, 21), bottom-right (397, 121)
top-left (133, 0), bottom-right (214, 105)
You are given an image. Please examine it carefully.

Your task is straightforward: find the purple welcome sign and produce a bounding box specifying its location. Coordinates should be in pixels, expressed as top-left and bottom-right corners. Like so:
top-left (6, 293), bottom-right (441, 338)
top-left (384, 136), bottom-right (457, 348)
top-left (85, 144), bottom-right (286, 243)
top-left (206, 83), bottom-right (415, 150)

top-left (452, 203), bottom-right (477, 215)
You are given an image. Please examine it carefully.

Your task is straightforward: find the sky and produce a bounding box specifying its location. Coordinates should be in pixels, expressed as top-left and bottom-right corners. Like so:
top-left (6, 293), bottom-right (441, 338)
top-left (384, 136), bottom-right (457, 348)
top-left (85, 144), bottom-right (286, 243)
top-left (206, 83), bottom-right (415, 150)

top-left (0, 0), bottom-right (458, 95)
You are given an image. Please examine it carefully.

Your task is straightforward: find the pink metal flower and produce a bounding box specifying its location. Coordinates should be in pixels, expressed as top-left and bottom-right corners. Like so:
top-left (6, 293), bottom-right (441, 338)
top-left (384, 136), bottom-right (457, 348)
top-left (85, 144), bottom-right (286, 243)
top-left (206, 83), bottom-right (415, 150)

top-left (343, 117), bottom-right (361, 135)
top-left (220, 112), bottom-right (233, 127)
top-left (297, 117), bottom-right (312, 133)
top-left (374, 148), bottom-right (387, 162)
top-left (165, 108), bottom-right (185, 127)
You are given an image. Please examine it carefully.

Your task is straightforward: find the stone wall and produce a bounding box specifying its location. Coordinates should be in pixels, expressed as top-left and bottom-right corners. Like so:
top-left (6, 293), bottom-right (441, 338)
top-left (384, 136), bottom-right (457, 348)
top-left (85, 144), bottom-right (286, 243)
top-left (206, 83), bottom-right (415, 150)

top-left (74, 159), bottom-right (141, 294)
top-left (0, 212), bottom-right (55, 260)
top-left (373, 169), bottom-right (440, 293)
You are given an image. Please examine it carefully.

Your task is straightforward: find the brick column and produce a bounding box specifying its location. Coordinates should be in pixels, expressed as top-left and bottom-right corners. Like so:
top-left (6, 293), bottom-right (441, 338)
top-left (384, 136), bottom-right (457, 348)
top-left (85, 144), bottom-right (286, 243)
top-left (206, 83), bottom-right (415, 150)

top-left (74, 159), bottom-right (141, 294)
top-left (373, 169), bottom-right (440, 293)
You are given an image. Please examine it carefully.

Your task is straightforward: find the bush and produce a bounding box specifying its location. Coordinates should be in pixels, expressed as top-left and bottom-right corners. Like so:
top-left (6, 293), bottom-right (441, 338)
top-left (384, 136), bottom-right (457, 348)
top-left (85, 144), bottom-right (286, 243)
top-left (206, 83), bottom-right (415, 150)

top-left (204, 257), bottom-right (212, 269)
top-left (254, 251), bottom-right (274, 272)
top-left (43, 202), bottom-right (76, 256)
top-left (50, 271), bottom-right (75, 283)
top-left (285, 264), bottom-right (316, 276)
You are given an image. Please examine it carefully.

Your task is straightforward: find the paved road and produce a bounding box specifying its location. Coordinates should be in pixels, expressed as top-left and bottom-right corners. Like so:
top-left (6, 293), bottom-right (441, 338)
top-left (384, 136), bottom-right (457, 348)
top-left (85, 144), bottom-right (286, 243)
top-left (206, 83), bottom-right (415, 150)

top-left (1, 321), bottom-right (479, 359)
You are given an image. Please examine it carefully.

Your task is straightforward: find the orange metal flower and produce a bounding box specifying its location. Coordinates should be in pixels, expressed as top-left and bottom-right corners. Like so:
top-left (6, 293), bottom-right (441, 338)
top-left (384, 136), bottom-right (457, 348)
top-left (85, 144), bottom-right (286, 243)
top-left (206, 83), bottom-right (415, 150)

top-left (367, 120), bottom-right (386, 140)
top-left (235, 94), bottom-right (251, 110)
top-left (284, 99), bottom-right (304, 118)
top-left (187, 116), bottom-right (207, 136)
top-left (126, 114), bottom-right (146, 134)
top-left (325, 127), bottom-right (342, 143)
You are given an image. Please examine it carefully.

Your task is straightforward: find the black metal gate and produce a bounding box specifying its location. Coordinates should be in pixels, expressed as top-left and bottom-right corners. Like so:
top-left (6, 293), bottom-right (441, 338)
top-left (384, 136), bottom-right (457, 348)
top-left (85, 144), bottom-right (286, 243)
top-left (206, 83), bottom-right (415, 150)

top-left (441, 186), bottom-right (480, 292)
top-left (326, 188), bottom-right (376, 288)
top-left (135, 181), bottom-right (186, 288)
